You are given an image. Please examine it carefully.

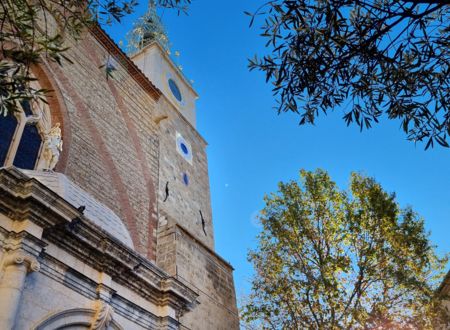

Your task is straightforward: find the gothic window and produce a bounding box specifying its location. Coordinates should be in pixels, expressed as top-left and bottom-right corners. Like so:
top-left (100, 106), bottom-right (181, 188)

top-left (13, 120), bottom-right (42, 169)
top-left (0, 82), bottom-right (52, 170)
top-left (0, 113), bottom-right (17, 166)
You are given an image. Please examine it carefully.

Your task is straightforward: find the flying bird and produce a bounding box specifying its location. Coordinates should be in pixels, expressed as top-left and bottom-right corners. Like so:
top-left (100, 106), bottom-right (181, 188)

top-left (199, 210), bottom-right (207, 236)
top-left (163, 182), bottom-right (169, 202)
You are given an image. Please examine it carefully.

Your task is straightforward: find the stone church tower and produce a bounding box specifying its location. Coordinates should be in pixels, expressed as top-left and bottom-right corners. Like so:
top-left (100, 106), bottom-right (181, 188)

top-left (0, 5), bottom-right (239, 330)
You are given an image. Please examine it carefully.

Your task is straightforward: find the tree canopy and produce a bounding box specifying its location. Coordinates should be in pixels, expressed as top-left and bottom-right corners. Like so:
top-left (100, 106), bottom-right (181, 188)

top-left (241, 169), bottom-right (449, 329)
top-left (0, 0), bottom-right (189, 116)
top-left (248, 1), bottom-right (450, 149)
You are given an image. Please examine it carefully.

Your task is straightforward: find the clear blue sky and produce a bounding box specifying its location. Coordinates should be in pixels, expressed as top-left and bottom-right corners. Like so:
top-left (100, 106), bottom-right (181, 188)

top-left (106, 0), bottom-right (450, 298)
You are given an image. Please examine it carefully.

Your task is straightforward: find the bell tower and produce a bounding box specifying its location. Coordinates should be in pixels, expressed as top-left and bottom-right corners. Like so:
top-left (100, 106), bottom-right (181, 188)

top-left (127, 0), bottom-right (198, 125)
top-left (127, 1), bottom-right (210, 247)
top-left (126, 4), bottom-right (239, 329)
top-left (132, 43), bottom-right (198, 127)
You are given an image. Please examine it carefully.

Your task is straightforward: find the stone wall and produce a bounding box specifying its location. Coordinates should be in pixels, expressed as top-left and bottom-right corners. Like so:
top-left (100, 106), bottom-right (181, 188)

top-left (132, 43), bottom-right (198, 127)
top-left (0, 168), bottom-right (197, 330)
top-left (157, 223), bottom-right (240, 330)
top-left (157, 97), bottom-right (215, 249)
top-left (18, 21), bottom-right (241, 329)
top-left (16, 254), bottom-right (179, 330)
top-left (37, 28), bottom-right (161, 259)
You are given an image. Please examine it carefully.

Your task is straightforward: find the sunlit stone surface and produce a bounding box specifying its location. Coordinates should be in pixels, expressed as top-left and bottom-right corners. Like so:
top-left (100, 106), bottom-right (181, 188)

top-left (21, 169), bottom-right (134, 249)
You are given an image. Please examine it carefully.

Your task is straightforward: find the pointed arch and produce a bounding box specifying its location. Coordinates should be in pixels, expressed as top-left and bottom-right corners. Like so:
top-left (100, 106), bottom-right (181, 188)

top-left (30, 61), bottom-right (72, 172)
top-left (0, 61), bottom-right (71, 172)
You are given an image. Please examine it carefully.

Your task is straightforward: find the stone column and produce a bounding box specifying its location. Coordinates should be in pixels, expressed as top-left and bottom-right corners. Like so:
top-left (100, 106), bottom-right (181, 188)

top-left (0, 252), bottom-right (40, 329)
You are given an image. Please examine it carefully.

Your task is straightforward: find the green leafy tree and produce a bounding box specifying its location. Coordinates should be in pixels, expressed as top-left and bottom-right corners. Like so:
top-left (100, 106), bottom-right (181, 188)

top-left (241, 169), bottom-right (449, 329)
top-left (0, 0), bottom-right (189, 116)
top-left (248, 1), bottom-right (450, 148)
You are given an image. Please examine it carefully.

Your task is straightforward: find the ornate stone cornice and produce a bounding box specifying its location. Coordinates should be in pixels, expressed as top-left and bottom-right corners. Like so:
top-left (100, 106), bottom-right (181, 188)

top-left (45, 221), bottom-right (198, 310)
top-left (0, 167), bottom-right (79, 228)
top-left (0, 167), bottom-right (198, 315)
top-left (0, 229), bottom-right (46, 256)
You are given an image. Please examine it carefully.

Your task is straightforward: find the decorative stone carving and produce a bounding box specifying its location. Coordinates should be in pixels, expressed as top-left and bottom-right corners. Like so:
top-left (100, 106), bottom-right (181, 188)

top-left (42, 123), bottom-right (63, 171)
top-left (153, 114), bottom-right (168, 125)
top-left (2, 252), bottom-right (40, 273)
top-left (0, 251), bottom-right (40, 330)
top-left (90, 300), bottom-right (114, 330)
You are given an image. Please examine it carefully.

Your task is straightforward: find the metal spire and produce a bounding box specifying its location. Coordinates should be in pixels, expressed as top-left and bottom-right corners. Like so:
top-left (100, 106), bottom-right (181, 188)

top-left (126, 0), bottom-right (169, 54)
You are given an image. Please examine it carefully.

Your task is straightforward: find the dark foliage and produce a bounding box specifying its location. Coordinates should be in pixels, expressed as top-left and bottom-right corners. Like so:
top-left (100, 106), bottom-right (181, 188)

top-left (248, 1), bottom-right (450, 148)
top-left (0, 0), bottom-right (190, 116)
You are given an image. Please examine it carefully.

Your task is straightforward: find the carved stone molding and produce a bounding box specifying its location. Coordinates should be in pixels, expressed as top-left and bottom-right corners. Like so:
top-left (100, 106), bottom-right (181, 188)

top-left (90, 300), bottom-right (114, 330)
top-left (0, 167), bottom-right (198, 322)
top-left (0, 251), bottom-right (41, 330)
top-left (34, 308), bottom-right (123, 330)
top-left (0, 231), bottom-right (44, 276)
top-left (2, 252), bottom-right (40, 273)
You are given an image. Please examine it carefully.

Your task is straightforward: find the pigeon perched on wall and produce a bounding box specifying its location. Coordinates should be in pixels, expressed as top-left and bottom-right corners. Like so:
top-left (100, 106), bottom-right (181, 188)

top-left (67, 217), bottom-right (81, 231)
top-left (77, 205), bottom-right (86, 214)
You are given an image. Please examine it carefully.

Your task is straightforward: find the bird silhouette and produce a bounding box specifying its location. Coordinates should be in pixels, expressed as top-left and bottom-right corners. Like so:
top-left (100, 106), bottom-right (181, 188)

top-left (77, 205), bottom-right (86, 214)
top-left (67, 217), bottom-right (81, 231)
top-left (163, 182), bottom-right (169, 202)
top-left (199, 210), bottom-right (207, 236)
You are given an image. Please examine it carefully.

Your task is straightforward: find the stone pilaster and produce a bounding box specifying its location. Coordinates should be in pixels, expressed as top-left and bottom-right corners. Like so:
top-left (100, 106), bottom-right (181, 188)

top-left (0, 251), bottom-right (40, 329)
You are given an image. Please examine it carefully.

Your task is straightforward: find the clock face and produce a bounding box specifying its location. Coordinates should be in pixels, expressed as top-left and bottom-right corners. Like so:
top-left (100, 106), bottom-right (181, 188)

top-left (168, 78), bottom-right (182, 102)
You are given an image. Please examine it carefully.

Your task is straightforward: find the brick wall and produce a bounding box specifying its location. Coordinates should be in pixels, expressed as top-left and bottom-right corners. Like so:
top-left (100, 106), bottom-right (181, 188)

top-left (41, 31), bottom-right (160, 258)
top-left (33, 26), bottom-right (240, 328)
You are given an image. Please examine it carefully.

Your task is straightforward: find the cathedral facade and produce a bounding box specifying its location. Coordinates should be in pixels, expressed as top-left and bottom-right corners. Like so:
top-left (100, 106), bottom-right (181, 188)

top-left (0, 18), bottom-right (239, 330)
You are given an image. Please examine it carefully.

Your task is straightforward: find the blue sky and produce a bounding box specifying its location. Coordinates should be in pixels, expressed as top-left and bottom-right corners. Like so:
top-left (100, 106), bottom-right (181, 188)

top-left (106, 0), bottom-right (450, 298)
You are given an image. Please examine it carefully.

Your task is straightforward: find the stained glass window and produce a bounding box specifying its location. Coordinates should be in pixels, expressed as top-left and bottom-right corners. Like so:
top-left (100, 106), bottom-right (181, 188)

top-left (0, 95), bottom-right (47, 170)
top-left (13, 123), bottom-right (42, 169)
top-left (20, 100), bottom-right (33, 116)
top-left (0, 115), bottom-right (18, 166)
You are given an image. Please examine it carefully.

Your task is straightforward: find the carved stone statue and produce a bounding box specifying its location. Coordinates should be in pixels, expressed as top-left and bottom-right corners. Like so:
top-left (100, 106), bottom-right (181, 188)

top-left (42, 123), bottom-right (63, 171)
